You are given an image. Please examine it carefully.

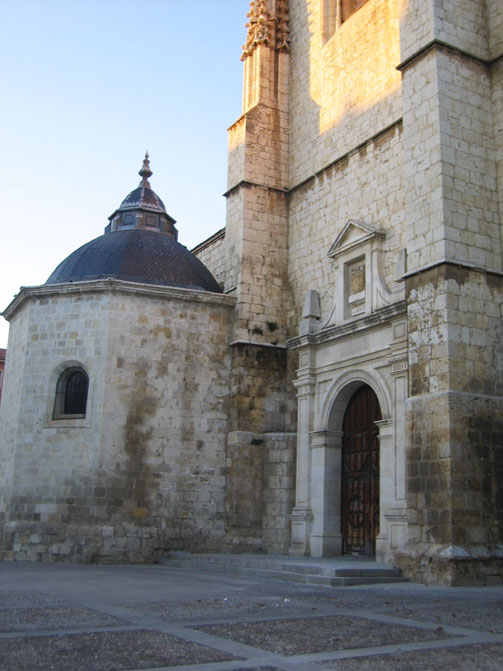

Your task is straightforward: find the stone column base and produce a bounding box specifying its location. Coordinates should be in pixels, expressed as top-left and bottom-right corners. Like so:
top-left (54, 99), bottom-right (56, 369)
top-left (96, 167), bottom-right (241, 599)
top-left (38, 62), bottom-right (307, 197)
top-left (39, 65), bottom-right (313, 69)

top-left (309, 533), bottom-right (343, 557)
top-left (289, 506), bottom-right (312, 556)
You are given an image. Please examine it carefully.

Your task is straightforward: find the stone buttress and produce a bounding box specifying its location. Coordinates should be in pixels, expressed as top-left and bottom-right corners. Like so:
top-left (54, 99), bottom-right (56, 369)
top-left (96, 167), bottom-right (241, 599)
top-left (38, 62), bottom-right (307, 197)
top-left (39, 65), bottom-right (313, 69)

top-left (223, 0), bottom-right (297, 551)
top-left (397, 0), bottom-right (503, 584)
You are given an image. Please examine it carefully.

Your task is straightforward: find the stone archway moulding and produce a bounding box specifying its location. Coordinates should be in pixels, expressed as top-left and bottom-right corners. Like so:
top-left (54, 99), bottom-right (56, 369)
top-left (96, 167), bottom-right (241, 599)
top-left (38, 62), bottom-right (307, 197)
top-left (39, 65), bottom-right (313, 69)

top-left (50, 359), bottom-right (91, 381)
top-left (306, 367), bottom-right (394, 559)
top-left (45, 359), bottom-right (94, 428)
top-left (319, 368), bottom-right (392, 432)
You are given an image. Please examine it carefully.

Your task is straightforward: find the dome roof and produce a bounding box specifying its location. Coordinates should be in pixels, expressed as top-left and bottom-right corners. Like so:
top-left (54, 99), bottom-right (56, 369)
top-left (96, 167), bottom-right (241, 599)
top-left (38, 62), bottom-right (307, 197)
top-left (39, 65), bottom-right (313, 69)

top-left (46, 228), bottom-right (222, 293)
top-left (118, 185), bottom-right (166, 213)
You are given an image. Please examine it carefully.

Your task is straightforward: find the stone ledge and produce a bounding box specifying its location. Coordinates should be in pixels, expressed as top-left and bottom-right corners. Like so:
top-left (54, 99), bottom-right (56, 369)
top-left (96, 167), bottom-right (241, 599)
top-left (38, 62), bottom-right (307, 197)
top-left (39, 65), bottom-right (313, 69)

top-left (288, 301), bottom-right (407, 349)
top-left (2, 279), bottom-right (237, 321)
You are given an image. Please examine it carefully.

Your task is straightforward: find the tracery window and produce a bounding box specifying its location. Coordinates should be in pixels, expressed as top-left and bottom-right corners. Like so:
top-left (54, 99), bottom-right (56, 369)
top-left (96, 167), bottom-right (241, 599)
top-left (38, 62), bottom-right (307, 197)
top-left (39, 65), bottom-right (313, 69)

top-left (53, 367), bottom-right (89, 419)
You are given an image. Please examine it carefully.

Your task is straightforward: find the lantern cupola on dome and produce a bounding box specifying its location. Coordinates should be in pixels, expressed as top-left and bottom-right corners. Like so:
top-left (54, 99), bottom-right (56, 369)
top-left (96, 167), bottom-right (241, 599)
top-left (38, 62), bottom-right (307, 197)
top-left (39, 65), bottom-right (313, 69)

top-left (106, 152), bottom-right (178, 239)
top-left (45, 155), bottom-right (222, 293)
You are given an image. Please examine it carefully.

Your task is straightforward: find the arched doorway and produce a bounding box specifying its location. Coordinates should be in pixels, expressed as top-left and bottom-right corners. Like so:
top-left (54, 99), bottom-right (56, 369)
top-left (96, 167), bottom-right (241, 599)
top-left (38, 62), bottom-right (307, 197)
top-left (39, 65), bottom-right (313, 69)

top-left (341, 384), bottom-right (381, 555)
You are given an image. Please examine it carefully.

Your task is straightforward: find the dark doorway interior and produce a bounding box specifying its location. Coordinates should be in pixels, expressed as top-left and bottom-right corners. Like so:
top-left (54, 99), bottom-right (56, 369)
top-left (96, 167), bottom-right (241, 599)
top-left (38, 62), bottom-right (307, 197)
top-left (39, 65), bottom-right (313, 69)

top-left (341, 384), bottom-right (381, 555)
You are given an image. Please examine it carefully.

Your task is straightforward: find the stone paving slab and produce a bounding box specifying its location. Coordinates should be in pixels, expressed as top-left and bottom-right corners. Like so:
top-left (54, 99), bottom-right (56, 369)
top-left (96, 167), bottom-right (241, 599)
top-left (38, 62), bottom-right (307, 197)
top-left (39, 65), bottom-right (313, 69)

top-left (197, 615), bottom-right (452, 656)
top-left (0, 606), bottom-right (127, 632)
top-left (1, 629), bottom-right (240, 671)
top-left (2, 563), bottom-right (503, 671)
top-left (286, 585), bottom-right (503, 610)
top-left (315, 642), bottom-right (503, 670)
top-left (129, 596), bottom-right (315, 622)
top-left (377, 603), bottom-right (503, 632)
top-left (0, 590), bottom-right (71, 609)
top-left (285, 586), bottom-right (503, 632)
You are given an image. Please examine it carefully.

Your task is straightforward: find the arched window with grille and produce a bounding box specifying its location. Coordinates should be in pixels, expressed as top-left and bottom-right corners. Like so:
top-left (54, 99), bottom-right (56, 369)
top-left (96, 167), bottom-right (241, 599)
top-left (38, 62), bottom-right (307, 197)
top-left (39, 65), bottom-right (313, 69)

top-left (53, 367), bottom-right (89, 419)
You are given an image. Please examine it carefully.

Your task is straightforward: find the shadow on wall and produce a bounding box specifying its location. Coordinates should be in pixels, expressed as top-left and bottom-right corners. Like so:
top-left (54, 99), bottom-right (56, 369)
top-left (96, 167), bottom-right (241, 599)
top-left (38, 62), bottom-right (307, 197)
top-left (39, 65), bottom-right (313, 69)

top-left (305, 0), bottom-right (402, 161)
top-left (227, 0), bottom-right (404, 188)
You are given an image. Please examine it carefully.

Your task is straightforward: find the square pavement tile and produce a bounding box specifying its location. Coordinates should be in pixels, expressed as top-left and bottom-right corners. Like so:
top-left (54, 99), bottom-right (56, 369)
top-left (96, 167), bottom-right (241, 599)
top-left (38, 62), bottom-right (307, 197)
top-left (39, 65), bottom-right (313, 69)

top-left (315, 642), bottom-right (503, 670)
top-left (198, 615), bottom-right (452, 656)
top-left (0, 606), bottom-right (128, 632)
top-left (287, 589), bottom-right (450, 611)
top-left (129, 596), bottom-right (315, 622)
top-left (0, 629), bottom-right (240, 671)
top-left (0, 590), bottom-right (71, 609)
top-left (376, 602), bottom-right (503, 633)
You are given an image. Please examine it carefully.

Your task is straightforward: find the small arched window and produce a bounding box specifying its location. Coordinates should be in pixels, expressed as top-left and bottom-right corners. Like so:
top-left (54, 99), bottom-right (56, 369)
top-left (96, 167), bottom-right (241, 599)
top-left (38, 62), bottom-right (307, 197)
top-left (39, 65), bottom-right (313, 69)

top-left (53, 367), bottom-right (89, 419)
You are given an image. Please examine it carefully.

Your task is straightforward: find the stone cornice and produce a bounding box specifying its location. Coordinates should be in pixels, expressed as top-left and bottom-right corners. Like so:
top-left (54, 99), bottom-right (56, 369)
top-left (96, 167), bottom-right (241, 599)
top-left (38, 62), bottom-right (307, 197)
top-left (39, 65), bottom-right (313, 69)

top-left (223, 179), bottom-right (289, 199)
top-left (191, 228), bottom-right (225, 255)
top-left (2, 279), bottom-right (236, 321)
top-left (288, 301), bottom-right (407, 350)
top-left (230, 339), bottom-right (287, 350)
top-left (288, 119), bottom-right (403, 196)
top-left (397, 39), bottom-right (503, 73)
top-left (403, 258), bottom-right (503, 281)
top-left (225, 119), bottom-right (402, 198)
top-left (407, 389), bottom-right (503, 404)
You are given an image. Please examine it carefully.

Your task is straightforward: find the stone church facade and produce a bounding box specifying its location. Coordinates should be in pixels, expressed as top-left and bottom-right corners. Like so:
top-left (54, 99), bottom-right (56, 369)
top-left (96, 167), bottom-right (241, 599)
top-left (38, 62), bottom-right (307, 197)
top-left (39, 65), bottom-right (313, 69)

top-left (1, 0), bottom-right (502, 586)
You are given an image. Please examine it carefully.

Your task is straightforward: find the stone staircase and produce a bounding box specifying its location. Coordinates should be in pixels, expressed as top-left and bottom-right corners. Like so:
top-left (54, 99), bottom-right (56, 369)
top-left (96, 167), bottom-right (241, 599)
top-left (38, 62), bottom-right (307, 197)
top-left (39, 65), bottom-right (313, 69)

top-left (161, 552), bottom-right (408, 587)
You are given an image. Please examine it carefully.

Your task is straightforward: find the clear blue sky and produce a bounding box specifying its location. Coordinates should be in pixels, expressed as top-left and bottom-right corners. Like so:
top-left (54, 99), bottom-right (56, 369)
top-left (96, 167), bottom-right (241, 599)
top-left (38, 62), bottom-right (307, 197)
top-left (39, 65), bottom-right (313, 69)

top-left (0, 0), bottom-right (249, 347)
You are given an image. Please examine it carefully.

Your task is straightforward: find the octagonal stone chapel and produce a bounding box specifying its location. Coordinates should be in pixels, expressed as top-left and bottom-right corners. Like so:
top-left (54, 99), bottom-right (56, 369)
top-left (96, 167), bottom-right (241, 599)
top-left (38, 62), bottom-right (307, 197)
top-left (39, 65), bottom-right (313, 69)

top-left (1, 0), bottom-right (503, 586)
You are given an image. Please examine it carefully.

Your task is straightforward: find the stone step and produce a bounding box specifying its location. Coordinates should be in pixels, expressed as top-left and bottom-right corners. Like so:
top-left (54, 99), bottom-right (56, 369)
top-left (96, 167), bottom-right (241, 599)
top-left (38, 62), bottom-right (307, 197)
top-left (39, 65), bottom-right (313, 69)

top-left (310, 575), bottom-right (408, 587)
top-left (161, 552), bottom-right (408, 587)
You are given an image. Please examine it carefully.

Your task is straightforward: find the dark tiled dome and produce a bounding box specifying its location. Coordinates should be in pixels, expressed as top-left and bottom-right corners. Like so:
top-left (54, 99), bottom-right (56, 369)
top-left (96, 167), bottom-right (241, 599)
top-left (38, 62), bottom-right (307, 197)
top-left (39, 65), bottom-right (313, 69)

top-left (118, 185), bottom-right (167, 213)
top-left (46, 229), bottom-right (222, 293)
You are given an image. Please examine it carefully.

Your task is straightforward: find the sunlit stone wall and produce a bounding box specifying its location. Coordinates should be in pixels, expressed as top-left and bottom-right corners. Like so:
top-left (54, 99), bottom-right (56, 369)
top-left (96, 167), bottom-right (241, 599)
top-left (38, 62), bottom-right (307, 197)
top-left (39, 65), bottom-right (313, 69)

top-left (287, 0), bottom-right (405, 332)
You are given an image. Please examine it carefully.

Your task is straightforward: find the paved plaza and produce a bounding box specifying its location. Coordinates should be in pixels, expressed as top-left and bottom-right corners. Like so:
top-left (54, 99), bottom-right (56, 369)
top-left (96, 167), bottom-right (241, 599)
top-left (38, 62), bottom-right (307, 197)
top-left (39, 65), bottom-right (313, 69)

top-left (1, 560), bottom-right (503, 670)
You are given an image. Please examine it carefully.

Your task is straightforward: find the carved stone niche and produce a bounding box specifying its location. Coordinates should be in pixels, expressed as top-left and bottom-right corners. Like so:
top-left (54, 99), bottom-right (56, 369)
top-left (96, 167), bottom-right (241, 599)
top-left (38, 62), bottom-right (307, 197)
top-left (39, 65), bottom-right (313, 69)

top-left (324, 220), bottom-right (399, 327)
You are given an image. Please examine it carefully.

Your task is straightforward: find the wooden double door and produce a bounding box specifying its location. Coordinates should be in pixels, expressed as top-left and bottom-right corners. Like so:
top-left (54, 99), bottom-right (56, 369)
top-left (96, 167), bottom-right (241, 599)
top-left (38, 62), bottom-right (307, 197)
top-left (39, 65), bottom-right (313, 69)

top-left (341, 385), bottom-right (381, 555)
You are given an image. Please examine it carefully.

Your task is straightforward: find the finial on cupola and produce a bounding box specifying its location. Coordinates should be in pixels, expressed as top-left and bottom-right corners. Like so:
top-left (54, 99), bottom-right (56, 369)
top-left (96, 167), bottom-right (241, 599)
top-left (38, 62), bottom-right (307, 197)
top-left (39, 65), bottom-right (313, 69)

top-left (139, 151), bottom-right (153, 187)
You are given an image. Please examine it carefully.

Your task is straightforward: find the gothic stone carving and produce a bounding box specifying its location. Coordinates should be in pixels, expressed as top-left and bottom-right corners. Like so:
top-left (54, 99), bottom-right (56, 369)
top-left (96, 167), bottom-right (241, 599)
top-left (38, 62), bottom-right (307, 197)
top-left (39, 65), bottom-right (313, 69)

top-left (242, 0), bottom-right (290, 60)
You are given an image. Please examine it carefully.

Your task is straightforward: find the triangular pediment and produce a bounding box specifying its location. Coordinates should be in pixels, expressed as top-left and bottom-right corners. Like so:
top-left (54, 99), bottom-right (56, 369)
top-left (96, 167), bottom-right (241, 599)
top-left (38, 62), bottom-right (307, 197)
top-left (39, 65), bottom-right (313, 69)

top-left (328, 219), bottom-right (385, 258)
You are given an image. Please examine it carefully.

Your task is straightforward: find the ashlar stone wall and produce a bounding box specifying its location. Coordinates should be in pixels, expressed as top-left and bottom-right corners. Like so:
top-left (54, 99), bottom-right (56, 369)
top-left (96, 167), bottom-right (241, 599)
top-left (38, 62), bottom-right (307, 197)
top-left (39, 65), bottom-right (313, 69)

top-left (397, 0), bottom-right (503, 584)
top-left (400, 266), bottom-right (503, 585)
top-left (289, 0), bottom-right (403, 188)
top-left (0, 305), bottom-right (32, 529)
top-left (192, 229), bottom-right (226, 289)
top-left (0, 281), bottom-right (235, 562)
top-left (288, 124), bottom-right (405, 334)
top-left (0, 287), bottom-right (110, 561)
top-left (287, 0), bottom-right (405, 333)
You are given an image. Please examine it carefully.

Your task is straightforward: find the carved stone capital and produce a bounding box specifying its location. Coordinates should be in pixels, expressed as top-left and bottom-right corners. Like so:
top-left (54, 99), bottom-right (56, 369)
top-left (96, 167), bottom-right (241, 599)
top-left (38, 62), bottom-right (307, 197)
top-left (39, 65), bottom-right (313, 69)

top-left (309, 430), bottom-right (343, 449)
